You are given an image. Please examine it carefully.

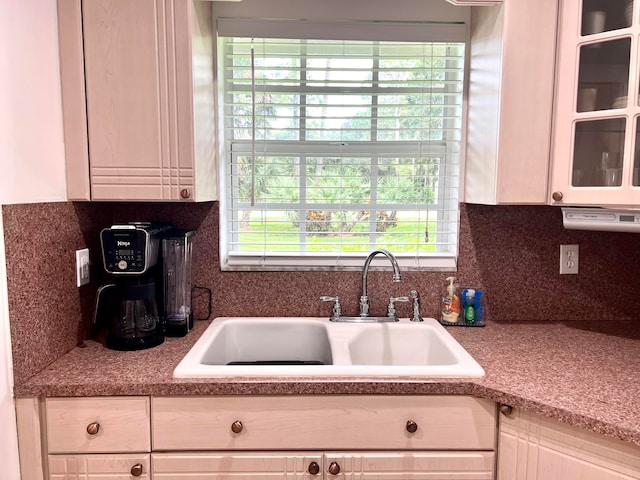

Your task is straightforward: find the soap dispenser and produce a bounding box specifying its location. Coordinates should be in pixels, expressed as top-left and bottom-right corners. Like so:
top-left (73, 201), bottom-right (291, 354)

top-left (441, 276), bottom-right (461, 323)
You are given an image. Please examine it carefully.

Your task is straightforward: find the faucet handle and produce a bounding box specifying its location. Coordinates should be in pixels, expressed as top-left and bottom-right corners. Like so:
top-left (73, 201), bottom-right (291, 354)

top-left (387, 296), bottom-right (409, 319)
top-left (410, 289), bottom-right (423, 322)
top-left (320, 296), bottom-right (342, 320)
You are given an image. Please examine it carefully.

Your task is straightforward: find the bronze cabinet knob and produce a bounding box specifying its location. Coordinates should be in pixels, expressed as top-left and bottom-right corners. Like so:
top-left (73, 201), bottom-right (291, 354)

top-left (180, 188), bottom-right (191, 199)
top-left (86, 422), bottom-right (100, 435)
top-left (231, 420), bottom-right (244, 433)
top-left (499, 404), bottom-right (514, 417)
top-left (552, 191), bottom-right (563, 201)
top-left (130, 463), bottom-right (143, 477)
top-left (328, 461), bottom-right (341, 475)
top-left (406, 419), bottom-right (418, 433)
top-left (308, 461), bottom-right (320, 475)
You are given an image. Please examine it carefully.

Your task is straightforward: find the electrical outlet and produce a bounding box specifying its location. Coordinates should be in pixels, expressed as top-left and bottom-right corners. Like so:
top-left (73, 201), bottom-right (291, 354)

top-left (76, 248), bottom-right (90, 287)
top-left (559, 244), bottom-right (579, 275)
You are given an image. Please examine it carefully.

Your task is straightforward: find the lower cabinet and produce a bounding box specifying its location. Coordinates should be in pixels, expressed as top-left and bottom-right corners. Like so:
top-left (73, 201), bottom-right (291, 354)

top-left (152, 452), bottom-right (321, 479)
top-left (151, 395), bottom-right (496, 451)
top-left (48, 454), bottom-right (150, 479)
top-left (152, 451), bottom-right (495, 479)
top-left (149, 395), bottom-right (496, 479)
top-left (498, 406), bottom-right (640, 480)
top-left (45, 397), bottom-right (151, 454)
top-left (15, 396), bottom-right (640, 479)
top-left (44, 397), bottom-right (152, 479)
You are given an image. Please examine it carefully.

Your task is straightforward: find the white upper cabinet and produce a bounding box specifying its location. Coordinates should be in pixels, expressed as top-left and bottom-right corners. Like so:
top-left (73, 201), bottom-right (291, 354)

top-left (464, 0), bottom-right (559, 205)
top-left (550, 0), bottom-right (640, 206)
top-left (58, 0), bottom-right (217, 202)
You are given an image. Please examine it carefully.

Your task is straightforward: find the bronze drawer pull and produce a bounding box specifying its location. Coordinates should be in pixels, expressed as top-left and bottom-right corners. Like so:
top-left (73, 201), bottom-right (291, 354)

top-left (308, 461), bottom-right (320, 475)
top-left (499, 404), bottom-right (514, 417)
top-left (328, 461), bottom-right (341, 475)
top-left (130, 463), bottom-right (143, 477)
top-left (231, 420), bottom-right (243, 433)
top-left (86, 422), bottom-right (100, 435)
top-left (406, 419), bottom-right (418, 433)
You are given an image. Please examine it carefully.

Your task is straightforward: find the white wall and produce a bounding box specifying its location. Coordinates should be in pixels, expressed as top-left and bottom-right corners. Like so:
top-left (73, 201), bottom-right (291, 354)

top-left (0, 0), bottom-right (67, 205)
top-left (0, 0), bottom-right (69, 476)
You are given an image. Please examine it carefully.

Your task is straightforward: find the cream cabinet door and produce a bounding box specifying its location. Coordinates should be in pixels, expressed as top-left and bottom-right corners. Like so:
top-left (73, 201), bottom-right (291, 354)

top-left (60, 0), bottom-right (217, 202)
top-left (152, 452), bottom-right (323, 479)
top-left (82, 0), bottom-right (167, 201)
top-left (48, 454), bottom-right (150, 479)
top-left (325, 451), bottom-right (495, 479)
top-left (498, 408), bottom-right (640, 479)
top-left (550, 0), bottom-right (640, 206)
top-left (464, 0), bottom-right (558, 205)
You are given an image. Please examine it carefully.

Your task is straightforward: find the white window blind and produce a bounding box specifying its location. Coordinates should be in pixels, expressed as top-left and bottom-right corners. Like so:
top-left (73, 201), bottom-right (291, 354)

top-left (220, 32), bottom-right (465, 270)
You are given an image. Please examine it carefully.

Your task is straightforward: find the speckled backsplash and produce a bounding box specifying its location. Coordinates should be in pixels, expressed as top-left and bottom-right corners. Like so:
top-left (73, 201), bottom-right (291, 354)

top-left (4, 201), bottom-right (640, 384)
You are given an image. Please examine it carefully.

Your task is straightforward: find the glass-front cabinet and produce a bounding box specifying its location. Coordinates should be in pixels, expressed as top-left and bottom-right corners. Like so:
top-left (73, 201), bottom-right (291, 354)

top-left (551, 0), bottom-right (640, 205)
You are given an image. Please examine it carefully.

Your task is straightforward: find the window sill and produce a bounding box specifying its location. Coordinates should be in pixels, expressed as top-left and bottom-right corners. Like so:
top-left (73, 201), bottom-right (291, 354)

top-left (222, 252), bottom-right (457, 272)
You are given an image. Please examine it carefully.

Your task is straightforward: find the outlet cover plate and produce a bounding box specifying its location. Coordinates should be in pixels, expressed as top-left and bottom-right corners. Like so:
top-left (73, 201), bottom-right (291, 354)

top-left (559, 244), bottom-right (579, 275)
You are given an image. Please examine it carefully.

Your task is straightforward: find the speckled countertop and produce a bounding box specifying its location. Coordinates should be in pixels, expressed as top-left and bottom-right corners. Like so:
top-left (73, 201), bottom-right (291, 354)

top-left (14, 319), bottom-right (640, 448)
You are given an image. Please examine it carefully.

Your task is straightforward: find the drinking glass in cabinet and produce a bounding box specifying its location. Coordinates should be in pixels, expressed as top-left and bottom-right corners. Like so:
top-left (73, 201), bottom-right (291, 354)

top-left (581, 0), bottom-right (634, 36)
top-left (577, 38), bottom-right (631, 112)
top-left (634, 119), bottom-right (640, 186)
top-left (572, 118), bottom-right (626, 187)
top-left (600, 152), bottom-right (623, 186)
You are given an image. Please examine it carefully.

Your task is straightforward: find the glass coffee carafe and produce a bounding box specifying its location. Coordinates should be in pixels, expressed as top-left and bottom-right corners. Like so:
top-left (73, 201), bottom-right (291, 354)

top-left (95, 280), bottom-right (164, 351)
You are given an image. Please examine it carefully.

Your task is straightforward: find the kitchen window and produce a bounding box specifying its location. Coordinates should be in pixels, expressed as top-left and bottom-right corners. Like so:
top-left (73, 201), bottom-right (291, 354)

top-left (219, 19), bottom-right (466, 270)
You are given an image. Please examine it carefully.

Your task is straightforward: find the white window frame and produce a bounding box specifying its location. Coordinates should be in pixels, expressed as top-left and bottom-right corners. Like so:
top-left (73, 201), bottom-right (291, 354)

top-left (217, 18), bottom-right (468, 272)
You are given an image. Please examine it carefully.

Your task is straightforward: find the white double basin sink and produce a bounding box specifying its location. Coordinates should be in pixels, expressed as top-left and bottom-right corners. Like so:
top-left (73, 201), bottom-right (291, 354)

top-left (173, 317), bottom-right (485, 379)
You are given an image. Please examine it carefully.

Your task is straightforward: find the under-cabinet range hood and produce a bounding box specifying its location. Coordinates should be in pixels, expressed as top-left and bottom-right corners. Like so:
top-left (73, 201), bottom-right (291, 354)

top-left (562, 207), bottom-right (640, 233)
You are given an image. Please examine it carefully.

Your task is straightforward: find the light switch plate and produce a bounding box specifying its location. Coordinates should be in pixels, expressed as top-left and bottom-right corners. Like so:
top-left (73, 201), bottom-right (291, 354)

top-left (76, 248), bottom-right (90, 287)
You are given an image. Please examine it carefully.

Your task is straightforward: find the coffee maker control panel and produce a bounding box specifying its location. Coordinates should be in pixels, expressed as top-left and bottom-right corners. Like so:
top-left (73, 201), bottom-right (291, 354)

top-left (101, 224), bottom-right (166, 274)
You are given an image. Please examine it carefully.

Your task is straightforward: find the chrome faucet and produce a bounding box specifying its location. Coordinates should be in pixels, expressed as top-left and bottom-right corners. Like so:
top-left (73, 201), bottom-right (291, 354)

top-left (359, 249), bottom-right (401, 317)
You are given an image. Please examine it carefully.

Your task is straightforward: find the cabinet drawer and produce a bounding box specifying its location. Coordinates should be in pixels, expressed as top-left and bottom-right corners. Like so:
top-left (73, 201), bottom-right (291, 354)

top-left (152, 451), bottom-right (494, 478)
top-left (152, 395), bottom-right (496, 451)
top-left (326, 451), bottom-right (495, 478)
top-left (153, 452), bottom-right (322, 478)
top-left (48, 453), bottom-right (150, 479)
top-left (46, 397), bottom-right (150, 453)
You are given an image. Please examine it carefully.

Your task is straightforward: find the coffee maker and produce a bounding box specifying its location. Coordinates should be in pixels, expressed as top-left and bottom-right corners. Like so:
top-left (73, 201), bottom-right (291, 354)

top-left (95, 222), bottom-right (172, 351)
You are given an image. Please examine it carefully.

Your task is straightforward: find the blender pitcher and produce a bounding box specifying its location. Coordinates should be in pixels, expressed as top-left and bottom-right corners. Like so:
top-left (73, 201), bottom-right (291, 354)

top-left (163, 230), bottom-right (195, 337)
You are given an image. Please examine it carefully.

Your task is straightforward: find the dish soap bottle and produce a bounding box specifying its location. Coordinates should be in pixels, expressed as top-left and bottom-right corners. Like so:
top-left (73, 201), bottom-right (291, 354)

top-left (441, 276), bottom-right (460, 323)
top-left (463, 288), bottom-right (476, 325)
